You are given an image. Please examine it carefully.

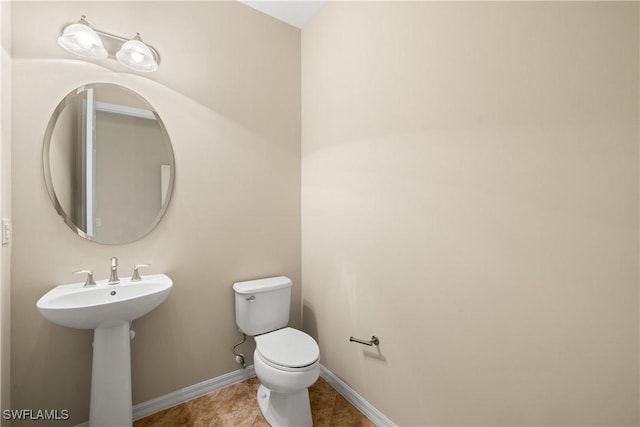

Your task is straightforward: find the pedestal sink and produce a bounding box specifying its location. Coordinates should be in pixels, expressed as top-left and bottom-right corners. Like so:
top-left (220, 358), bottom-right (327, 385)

top-left (36, 274), bottom-right (172, 427)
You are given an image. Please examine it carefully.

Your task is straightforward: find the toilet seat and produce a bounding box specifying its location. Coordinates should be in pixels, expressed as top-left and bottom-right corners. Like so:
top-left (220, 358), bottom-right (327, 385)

top-left (255, 327), bottom-right (319, 371)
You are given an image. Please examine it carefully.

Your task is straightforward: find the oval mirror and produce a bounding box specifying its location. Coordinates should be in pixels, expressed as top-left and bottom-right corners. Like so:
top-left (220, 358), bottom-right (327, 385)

top-left (43, 83), bottom-right (175, 244)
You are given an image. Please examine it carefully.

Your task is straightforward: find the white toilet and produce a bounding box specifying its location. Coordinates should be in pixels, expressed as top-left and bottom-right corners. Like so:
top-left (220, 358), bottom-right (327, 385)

top-left (233, 276), bottom-right (320, 426)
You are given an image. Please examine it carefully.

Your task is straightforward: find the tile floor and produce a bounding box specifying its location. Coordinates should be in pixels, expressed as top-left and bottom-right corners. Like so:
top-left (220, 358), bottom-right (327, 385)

top-left (134, 377), bottom-right (375, 426)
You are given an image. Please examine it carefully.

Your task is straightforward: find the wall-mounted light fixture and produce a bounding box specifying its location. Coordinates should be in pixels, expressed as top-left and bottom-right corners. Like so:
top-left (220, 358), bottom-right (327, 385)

top-left (58, 16), bottom-right (160, 72)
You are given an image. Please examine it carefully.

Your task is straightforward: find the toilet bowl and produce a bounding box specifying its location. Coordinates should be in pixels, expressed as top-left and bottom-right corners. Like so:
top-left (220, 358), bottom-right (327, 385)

top-left (255, 327), bottom-right (320, 390)
top-left (254, 327), bottom-right (320, 426)
top-left (233, 277), bottom-right (320, 426)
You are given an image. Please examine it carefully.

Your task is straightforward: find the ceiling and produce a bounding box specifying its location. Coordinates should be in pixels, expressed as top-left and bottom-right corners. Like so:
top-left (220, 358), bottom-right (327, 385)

top-left (238, 1), bottom-right (326, 29)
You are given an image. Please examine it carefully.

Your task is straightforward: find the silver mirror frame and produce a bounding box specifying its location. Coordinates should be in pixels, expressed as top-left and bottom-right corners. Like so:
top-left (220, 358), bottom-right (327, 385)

top-left (42, 82), bottom-right (176, 245)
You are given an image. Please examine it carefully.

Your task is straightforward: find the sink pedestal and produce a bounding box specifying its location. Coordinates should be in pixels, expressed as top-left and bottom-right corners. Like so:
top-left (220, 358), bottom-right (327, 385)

top-left (90, 322), bottom-right (133, 427)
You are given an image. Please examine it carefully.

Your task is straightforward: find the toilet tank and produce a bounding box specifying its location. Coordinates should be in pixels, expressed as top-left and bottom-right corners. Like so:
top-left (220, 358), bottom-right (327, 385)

top-left (233, 276), bottom-right (292, 336)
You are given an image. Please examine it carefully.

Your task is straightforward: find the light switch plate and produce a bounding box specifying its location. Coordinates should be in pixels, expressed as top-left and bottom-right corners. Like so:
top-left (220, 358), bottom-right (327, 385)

top-left (2, 218), bottom-right (10, 245)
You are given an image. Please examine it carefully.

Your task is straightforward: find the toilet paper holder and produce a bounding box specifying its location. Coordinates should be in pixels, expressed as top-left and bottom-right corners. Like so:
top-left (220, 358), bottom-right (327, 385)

top-left (349, 335), bottom-right (380, 346)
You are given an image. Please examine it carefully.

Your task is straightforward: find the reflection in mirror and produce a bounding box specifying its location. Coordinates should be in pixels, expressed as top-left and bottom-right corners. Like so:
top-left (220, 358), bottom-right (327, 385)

top-left (44, 83), bottom-right (175, 244)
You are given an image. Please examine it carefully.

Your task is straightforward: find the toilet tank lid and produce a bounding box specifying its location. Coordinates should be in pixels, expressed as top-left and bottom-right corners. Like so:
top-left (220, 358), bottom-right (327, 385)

top-left (233, 276), bottom-right (292, 294)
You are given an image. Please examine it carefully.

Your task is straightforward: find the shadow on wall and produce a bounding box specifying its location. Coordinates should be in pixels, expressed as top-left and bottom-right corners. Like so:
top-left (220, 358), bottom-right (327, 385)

top-left (302, 300), bottom-right (319, 345)
top-left (362, 343), bottom-right (386, 363)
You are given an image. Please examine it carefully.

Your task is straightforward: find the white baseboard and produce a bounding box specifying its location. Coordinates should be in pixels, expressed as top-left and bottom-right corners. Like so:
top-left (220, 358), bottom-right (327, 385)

top-left (132, 365), bottom-right (256, 420)
top-left (74, 364), bottom-right (395, 427)
top-left (73, 366), bottom-right (256, 427)
top-left (320, 365), bottom-right (396, 427)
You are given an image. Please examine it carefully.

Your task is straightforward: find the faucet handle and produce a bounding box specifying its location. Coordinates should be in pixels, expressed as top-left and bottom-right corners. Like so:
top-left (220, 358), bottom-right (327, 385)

top-left (131, 264), bottom-right (150, 282)
top-left (73, 270), bottom-right (96, 287)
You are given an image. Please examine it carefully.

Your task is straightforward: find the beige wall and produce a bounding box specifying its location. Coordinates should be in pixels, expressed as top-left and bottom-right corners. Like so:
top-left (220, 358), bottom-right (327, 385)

top-left (302, 2), bottom-right (639, 426)
top-left (11, 2), bottom-right (300, 425)
top-left (0, 0), bottom-right (11, 421)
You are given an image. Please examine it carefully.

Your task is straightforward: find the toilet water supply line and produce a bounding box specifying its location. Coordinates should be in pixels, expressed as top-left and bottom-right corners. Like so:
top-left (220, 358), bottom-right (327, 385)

top-left (232, 332), bottom-right (247, 369)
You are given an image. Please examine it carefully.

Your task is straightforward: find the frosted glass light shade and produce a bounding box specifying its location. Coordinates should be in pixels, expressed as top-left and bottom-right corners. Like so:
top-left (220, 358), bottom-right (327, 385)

top-left (116, 38), bottom-right (159, 72)
top-left (57, 23), bottom-right (108, 59)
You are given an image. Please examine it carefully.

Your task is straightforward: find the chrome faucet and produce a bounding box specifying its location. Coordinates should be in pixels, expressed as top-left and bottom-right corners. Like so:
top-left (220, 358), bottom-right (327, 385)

top-left (108, 257), bottom-right (120, 285)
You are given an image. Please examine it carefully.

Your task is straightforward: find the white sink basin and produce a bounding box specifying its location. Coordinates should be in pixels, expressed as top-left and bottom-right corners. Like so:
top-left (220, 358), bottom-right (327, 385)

top-left (37, 273), bottom-right (172, 329)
